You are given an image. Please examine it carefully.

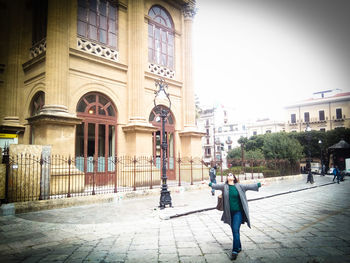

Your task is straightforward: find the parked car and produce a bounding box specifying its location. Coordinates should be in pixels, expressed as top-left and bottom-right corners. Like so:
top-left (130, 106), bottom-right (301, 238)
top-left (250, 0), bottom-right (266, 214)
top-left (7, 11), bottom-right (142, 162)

top-left (310, 162), bottom-right (321, 174)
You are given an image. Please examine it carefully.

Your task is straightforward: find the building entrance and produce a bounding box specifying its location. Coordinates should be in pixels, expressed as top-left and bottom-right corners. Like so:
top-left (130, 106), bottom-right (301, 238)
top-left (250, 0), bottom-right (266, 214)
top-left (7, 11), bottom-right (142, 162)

top-left (76, 93), bottom-right (117, 185)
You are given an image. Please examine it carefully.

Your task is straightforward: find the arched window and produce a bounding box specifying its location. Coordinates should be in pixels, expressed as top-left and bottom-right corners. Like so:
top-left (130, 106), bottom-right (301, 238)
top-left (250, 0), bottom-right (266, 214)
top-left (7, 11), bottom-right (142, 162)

top-left (77, 0), bottom-right (118, 48)
top-left (149, 105), bottom-right (174, 125)
top-left (148, 5), bottom-right (174, 69)
top-left (30, 91), bottom-right (45, 116)
top-left (77, 93), bottom-right (116, 118)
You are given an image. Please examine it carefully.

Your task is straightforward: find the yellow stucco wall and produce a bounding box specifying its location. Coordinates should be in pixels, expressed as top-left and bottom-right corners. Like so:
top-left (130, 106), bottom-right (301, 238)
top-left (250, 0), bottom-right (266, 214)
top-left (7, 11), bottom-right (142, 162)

top-left (285, 97), bottom-right (350, 132)
top-left (0, 0), bottom-right (203, 159)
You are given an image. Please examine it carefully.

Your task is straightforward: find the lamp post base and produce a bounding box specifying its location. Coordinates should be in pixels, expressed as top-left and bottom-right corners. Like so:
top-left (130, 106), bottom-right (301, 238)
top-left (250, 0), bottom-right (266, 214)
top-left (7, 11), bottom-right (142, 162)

top-left (159, 189), bottom-right (172, 209)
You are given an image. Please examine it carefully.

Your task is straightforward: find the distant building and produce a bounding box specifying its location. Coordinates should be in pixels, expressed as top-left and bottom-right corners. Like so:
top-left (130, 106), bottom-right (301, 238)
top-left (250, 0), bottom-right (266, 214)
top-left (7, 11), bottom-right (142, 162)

top-left (285, 91), bottom-right (350, 132)
top-left (197, 105), bottom-right (247, 167)
top-left (246, 118), bottom-right (285, 137)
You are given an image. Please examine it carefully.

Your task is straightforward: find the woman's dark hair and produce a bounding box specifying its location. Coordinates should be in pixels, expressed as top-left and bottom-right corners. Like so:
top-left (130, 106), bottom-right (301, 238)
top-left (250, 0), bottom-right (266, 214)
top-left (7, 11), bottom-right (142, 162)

top-left (225, 173), bottom-right (239, 184)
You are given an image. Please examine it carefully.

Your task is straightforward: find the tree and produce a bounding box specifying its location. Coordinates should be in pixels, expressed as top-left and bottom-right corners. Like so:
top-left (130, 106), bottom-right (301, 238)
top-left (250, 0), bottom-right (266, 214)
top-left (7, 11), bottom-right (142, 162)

top-left (237, 136), bottom-right (248, 146)
top-left (245, 149), bottom-right (264, 160)
top-left (227, 147), bottom-right (241, 159)
top-left (263, 133), bottom-right (303, 163)
top-left (245, 135), bottom-right (265, 152)
top-left (289, 128), bottom-right (350, 159)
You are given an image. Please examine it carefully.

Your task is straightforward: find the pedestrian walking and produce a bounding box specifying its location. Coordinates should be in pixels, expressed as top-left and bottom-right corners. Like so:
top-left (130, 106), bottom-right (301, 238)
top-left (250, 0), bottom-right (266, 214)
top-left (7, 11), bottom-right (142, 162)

top-left (332, 165), bottom-right (340, 184)
top-left (306, 170), bottom-right (314, 184)
top-left (205, 173), bottom-right (262, 260)
top-left (209, 165), bottom-right (217, 196)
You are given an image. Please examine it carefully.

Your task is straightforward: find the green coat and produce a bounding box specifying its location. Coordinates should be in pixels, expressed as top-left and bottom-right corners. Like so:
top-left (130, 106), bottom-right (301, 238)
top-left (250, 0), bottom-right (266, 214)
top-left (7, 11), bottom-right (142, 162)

top-left (211, 183), bottom-right (260, 228)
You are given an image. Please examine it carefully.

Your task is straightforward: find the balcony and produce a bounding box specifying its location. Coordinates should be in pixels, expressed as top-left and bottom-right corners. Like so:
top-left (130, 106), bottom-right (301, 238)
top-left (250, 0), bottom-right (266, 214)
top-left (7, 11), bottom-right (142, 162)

top-left (333, 115), bottom-right (346, 122)
top-left (301, 117), bottom-right (327, 124)
top-left (148, 63), bottom-right (175, 79)
top-left (30, 38), bottom-right (46, 59)
top-left (287, 120), bottom-right (298, 126)
top-left (77, 37), bottom-right (119, 62)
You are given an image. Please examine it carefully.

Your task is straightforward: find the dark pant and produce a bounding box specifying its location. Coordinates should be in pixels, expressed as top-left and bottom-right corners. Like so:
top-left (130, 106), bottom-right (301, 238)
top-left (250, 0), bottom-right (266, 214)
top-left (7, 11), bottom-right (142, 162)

top-left (210, 178), bottom-right (216, 194)
top-left (333, 174), bottom-right (340, 183)
top-left (230, 210), bottom-right (242, 253)
top-left (306, 173), bottom-right (314, 183)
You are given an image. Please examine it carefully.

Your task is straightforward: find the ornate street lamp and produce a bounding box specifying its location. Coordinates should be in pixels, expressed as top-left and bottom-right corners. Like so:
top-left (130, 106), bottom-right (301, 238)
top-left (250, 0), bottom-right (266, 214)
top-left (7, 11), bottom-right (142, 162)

top-left (154, 78), bottom-right (172, 209)
top-left (318, 139), bottom-right (324, 176)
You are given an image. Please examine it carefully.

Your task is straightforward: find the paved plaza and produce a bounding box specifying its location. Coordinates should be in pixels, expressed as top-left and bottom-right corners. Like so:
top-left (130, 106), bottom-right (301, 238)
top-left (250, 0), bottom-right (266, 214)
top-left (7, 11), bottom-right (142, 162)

top-left (0, 174), bottom-right (349, 263)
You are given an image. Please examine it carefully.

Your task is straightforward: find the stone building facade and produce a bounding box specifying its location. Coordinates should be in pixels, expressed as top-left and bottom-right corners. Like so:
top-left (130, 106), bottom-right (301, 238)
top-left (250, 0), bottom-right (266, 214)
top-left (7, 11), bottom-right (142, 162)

top-left (0, 0), bottom-right (204, 179)
top-left (285, 92), bottom-right (350, 132)
top-left (246, 118), bottom-right (285, 137)
top-left (197, 105), bottom-right (247, 167)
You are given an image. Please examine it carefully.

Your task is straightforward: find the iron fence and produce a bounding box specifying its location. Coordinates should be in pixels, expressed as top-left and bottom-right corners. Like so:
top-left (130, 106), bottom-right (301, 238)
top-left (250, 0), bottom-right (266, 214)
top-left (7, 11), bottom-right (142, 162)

top-left (227, 158), bottom-right (300, 179)
top-left (1, 152), bottom-right (301, 203)
top-left (3, 154), bottom-right (210, 203)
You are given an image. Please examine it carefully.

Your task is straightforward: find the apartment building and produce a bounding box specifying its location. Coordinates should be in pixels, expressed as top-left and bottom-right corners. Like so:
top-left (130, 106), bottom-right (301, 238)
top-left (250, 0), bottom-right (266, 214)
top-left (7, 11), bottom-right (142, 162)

top-left (285, 91), bottom-right (350, 132)
top-left (246, 118), bottom-right (285, 137)
top-left (197, 105), bottom-right (247, 166)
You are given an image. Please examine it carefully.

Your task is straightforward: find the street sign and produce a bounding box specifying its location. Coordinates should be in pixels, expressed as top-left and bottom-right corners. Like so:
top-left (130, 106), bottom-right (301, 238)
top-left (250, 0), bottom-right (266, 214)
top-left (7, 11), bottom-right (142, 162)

top-left (0, 133), bottom-right (18, 139)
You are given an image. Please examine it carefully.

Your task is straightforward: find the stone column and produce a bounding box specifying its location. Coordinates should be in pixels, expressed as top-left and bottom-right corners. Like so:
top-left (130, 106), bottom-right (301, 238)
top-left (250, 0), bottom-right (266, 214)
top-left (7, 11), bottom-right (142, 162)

top-left (122, 0), bottom-right (157, 156)
top-left (0, 0), bottom-right (25, 134)
top-left (182, 3), bottom-right (197, 130)
top-left (44, 0), bottom-right (69, 110)
top-left (179, 3), bottom-right (206, 157)
top-left (27, 0), bottom-right (82, 156)
top-left (128, 0), bottom-right (146, 123)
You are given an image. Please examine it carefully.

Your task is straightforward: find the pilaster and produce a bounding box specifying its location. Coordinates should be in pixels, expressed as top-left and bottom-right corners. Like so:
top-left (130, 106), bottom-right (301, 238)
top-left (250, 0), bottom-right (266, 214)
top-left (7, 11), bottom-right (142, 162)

top-left (27, 0), bottom-right (81, 156)
top-left (45, 0), bottom-right (69, 108)
top-left (0, 1), bottom-right (25, 133)
top-left (182, 3), bottom-right (197, 130)
top-left (123, 0), bottom-right (157, 154)
top-left (128, 0), bottom-right (146, 124)
top-left (179, 3), bottom-right (205, 157)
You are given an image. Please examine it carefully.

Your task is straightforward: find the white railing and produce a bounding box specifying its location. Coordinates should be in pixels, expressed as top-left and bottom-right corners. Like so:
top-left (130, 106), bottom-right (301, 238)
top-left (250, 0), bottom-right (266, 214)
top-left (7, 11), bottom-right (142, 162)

top-left (30, 38), bottom-right (47, 59)
top-left (148, 63), bottom-right (175, 79)
top-left (77, 37), bottom-right (119, 62)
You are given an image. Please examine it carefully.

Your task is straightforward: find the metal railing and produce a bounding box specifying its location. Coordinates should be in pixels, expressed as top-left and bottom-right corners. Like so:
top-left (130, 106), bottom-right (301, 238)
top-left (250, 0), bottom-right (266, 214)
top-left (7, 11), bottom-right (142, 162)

top-left (2, 154), bottom-right (210, 203)
top-left (227, 158), bottom-right (300, 179)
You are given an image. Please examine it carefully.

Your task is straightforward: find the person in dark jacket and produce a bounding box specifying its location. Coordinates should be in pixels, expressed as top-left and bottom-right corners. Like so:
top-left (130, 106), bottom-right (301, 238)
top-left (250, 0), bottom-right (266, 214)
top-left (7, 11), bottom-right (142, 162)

top-left (333, 165), bottom-right (340, 183)
top-left (209, 165), bottom-right (217, 195)
top-left (306, 170), bottom-right (314, 184)
top-left (206, 173), bottom-right (262, 260)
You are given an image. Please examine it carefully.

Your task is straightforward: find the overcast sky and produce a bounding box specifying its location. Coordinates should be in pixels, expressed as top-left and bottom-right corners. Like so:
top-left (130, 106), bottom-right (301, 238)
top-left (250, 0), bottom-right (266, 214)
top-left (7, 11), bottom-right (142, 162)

top-left (193, 0), bottom-right (350, 121)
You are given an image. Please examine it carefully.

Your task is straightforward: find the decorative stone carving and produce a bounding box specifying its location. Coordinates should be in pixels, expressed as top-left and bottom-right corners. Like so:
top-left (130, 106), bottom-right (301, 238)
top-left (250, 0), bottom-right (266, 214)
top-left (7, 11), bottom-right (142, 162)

top-left (77, 37), bottom-right (119, 62)
top-left (183, 3), bottom-right (197, 19)
top-left (30, 38), bottom-right (47, 58)
top-left (148, 63), bottom-right (175, 79)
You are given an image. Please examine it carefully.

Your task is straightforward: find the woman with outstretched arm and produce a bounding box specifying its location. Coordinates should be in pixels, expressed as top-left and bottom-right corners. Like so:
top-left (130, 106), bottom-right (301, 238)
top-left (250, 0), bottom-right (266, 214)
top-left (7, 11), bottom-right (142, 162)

top-left (205, 173), bottom-right (263, 260)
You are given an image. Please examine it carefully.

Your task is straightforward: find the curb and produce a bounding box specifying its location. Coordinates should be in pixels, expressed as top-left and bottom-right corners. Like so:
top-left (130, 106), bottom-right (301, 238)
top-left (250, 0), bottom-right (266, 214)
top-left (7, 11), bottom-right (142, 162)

top-left (0, 174), bottom-right (301, 216)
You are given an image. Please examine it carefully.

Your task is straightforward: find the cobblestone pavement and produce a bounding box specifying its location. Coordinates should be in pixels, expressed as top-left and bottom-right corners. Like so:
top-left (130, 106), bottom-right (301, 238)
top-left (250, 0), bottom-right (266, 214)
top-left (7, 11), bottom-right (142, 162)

top-left (0, 175), bottom-right (349, 263)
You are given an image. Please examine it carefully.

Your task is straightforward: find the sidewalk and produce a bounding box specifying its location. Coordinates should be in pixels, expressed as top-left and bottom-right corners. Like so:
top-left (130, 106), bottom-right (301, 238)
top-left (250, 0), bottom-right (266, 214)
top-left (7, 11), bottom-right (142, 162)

top-left (0, 174), bottom-right (349, 263)
top-left (1, 174), bottom-right (301, 216)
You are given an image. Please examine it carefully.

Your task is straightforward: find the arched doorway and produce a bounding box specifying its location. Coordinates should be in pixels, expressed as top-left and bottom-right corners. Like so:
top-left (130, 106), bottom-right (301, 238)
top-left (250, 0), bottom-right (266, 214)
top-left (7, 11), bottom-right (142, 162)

top-left (149, 105), bottom-right (175, 180)
top-left (76, 93), bottom-right (117, 185)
